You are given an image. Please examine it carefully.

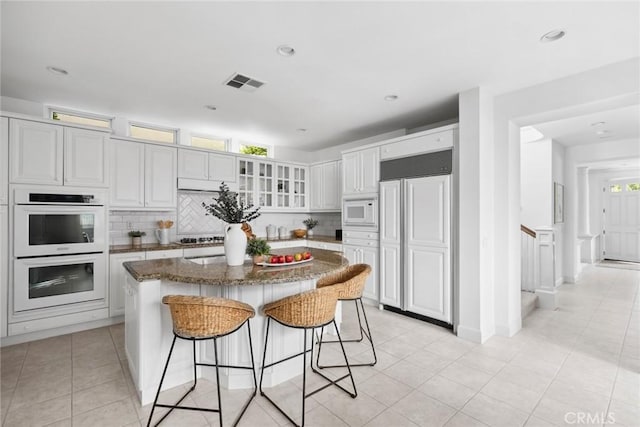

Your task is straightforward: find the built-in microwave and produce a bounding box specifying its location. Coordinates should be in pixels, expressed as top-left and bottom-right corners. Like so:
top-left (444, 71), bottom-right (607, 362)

top-left (342, 197), bottom-right (378, 228)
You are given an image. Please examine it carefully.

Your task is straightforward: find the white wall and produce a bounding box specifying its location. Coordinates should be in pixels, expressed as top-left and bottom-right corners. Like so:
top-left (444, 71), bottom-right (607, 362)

top-left (520, 139), bottom-right (552, 228)
top-left (551, 141), bottom-right (565, 285)
top-left (493, 57), bottom-right (639, 328)
top-left (1, 96), bottom-right (43, 116)
top-left (457, 87), bottom-right (495, 343)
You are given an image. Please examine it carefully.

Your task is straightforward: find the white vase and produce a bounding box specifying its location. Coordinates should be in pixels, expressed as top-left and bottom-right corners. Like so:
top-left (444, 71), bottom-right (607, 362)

top-left (307, 229), bottom-right (314, 237)
top-left (224, 223), bottom-right (247, 266)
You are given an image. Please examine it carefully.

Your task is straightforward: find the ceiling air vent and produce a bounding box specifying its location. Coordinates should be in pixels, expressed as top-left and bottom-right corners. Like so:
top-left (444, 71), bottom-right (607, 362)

top-left (224, 73), bottom-right (265, 92)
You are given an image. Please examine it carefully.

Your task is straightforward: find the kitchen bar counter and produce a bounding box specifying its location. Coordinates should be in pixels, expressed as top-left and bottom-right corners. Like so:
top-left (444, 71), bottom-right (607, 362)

top-left (123, 247), bottom-right (347, 285)
top-left (123, 247), bottom-right (348, 405)
top-left (110, 235), bottom-right (341, 254)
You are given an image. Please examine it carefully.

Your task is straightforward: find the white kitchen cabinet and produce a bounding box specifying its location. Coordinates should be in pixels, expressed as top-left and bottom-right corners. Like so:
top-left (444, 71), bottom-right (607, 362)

top-left (209, 153), bottom-right (236, 182)
top-left (306, 240), bottom-right (342, 252)
top-left (9, 119), bottom-right (63, 185)
top-left (292, 165), bottom-right (307, 209)
top-left (274, 163), bottom-right (307, 210)
top-left (110, 140), bottom-right (176, 209)
top-left (0, 117), bottom-right (8, 204)
top-left (380, 129), bottom-right (454, 160)
top-left (145, 249), bottom-right (183, 260)
top-left (238, 158), bottom-right (307, 211)
top-left (1, 206), bottom-right (7, 337)
top-left (178, 148), bottom-right (208, 180)
top-left (145, 144), bottom-right (177, 208)
top-left (343, 243), bottom-right (378, 301)
top-left (177, 149), bottom-right (236, 184)
top-left (109, 251), bottom-right (145, 317)
top-left (310, 161), bottom-right (341, 211)
top-left (64, 127), bottom-right (109, 187)
top-left (342, 147), bottom-right (379, 195)
top-left (110, 139), bottom-right (145, 207)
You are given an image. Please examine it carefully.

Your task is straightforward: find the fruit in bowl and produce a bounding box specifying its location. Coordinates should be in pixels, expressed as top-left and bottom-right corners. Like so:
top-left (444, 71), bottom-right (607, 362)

top-left (285, 255), bottom-right (294, 263)
top-left (294, 253), bottom-right (303, 261)
top-left (303, 251), bottom-right (312, 260)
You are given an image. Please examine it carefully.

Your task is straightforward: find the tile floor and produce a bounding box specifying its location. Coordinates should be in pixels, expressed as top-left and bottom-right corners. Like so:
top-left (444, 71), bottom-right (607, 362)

top-left (1, 264), bottom-right (638, 426)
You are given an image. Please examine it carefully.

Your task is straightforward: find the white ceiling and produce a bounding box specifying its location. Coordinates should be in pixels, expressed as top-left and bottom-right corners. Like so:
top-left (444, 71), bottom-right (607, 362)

top-left (533, 104), bottom-right (640, 147)
top-left (1, 1), bottom-right (639, 150)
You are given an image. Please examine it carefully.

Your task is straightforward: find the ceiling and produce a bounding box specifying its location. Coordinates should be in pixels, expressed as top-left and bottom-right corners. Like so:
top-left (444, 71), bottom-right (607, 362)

top-left (1, 2), bottom-right (639, 150)
top-left (533, 104), bottom-right (640, 147)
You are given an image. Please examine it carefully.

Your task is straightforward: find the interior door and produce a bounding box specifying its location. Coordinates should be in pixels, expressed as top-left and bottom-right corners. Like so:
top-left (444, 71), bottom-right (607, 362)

top-left (604, 179), bottom-right (640, 262)
top-left (404, 175), bottom-right (451, 323)
top-left (379, 180), bottom-right (401, 307)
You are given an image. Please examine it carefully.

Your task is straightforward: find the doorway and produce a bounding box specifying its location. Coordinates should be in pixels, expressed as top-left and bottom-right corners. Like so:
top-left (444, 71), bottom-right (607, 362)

top-left (603, 178), bottom-right (640, 262)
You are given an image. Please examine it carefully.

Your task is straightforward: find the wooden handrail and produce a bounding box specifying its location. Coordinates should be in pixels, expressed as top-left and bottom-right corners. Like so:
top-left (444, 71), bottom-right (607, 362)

top-left (520, 225), bottom-right (536, 238)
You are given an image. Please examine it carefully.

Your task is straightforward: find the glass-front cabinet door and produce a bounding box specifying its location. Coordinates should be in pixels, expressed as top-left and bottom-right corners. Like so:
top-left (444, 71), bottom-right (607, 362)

top-left (257, 161), bottom-right (274, 208)
top-left (276, 164), bottom-right (291, 208)
top-left (238, 159), bottom-right (254, 206)
top-left (293, 166), bottom-right (307, 209)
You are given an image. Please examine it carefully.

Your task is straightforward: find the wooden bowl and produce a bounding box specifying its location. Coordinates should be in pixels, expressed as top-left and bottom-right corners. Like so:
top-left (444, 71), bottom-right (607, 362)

top-left (293, 229), bottom-right (306, 238)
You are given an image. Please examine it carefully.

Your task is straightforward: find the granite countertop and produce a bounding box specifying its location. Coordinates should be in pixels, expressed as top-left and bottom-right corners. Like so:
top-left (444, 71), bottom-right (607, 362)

top-left (110, 235), bottom-right (342, 254)
top-left (123, 247), bottom-right (348, 286)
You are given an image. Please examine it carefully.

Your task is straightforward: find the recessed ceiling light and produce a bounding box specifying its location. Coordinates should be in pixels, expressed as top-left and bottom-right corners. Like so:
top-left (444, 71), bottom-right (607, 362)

top-left (46, 66), bottom-right (68, 75)
top-left (384, 95), bottom-right (398, 101)
top-left (591, 121), bottom-right (606, 127)
top-left (276, 45), bottom-right (296, 57)
top-left (204, 105), bottom-right (217, 111)
top-left (296, 128), bottom-right (307, 133)
top-left (540, 29), bottom-right (566, 43)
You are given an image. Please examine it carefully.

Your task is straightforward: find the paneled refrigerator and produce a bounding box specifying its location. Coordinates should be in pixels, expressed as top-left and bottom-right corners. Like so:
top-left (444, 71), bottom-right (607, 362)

top-left (379, 150), bottom-right (452, 325)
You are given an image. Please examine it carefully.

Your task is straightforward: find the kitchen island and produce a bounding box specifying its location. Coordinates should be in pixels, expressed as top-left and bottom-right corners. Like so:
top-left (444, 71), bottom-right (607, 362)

top-left (122, 247), bottom-right (348, 405)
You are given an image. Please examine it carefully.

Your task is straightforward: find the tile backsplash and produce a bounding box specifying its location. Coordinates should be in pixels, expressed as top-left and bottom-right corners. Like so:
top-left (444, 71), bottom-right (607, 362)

top-left (109, 192), bottom-right (342, 245)
top-left (109, 211), bottom-right (178, 245)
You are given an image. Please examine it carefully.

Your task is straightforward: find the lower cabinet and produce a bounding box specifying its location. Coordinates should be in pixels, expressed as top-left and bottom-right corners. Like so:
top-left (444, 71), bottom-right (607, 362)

top-left (110, 249), bottom-right (184, 317)
top-left (109, 252), bottom-right (145, 317)
top-left (342, 244), bottom-right (378, 301)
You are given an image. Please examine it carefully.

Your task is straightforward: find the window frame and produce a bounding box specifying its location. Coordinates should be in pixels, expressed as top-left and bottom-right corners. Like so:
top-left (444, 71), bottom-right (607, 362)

top-left (190, 133), bottom-right (230, 152)
top-left (47, 106), bottom-right (113, 129)
top-left (128, 121), bottom-right (178, 144)
top-left (238, 141), bottom-right (273, 158)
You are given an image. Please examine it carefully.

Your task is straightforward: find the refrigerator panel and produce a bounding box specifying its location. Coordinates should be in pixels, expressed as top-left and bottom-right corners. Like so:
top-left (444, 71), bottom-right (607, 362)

top-left (405, 246), bottom-right (451, 322)
top-left (406, 177), bottom-right (450, 247)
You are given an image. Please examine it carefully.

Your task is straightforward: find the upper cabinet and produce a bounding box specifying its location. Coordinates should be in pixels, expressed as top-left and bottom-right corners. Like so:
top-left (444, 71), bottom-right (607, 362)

top-left (238, 157), bottom-right (307, 211)
top-left (208, 153), bottom-right (236, 183)
top-left (110, 139), bottom-right (176, 209)
top-left (0, 118), bottom-right (8, 204)
top-left (177, 148), bottom-right (236, 183)
top-left (64, 127), bottom-right (109, 187)
top-left (310, 160), bottom-right (341, 211)
top-left (9, 118), bottom-right (109, 187)
top-left (342, 147), bottom-right (379, 195)
top-left (380, 129), bottom-right (454, 160)
top-left (144, 144), bottom-right (177, 208)
top-left (9, 119), bottom-right (63, 185)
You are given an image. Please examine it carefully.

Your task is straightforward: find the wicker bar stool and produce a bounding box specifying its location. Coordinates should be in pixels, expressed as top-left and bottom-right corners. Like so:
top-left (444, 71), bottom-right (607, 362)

top-left (147, 295), bottom-right (257, 427)
top-left (315, 264), bottom-right (377, 368)
top-left (259, 286), bottom-right (357, 427)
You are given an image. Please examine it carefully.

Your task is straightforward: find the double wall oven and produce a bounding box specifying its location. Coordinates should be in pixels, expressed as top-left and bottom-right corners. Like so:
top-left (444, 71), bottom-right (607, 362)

top-left (13, 188), bottom-right (108, 313)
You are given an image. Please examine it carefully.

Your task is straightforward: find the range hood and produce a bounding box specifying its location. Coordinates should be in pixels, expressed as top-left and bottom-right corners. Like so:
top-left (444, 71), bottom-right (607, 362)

top-left (177, 178), bottom-right (238, 193)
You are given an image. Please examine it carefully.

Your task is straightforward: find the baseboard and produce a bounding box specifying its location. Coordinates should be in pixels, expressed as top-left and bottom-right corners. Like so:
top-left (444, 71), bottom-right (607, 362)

top-left (456, 324), bottom-right (485, 343)
top-left (535, 288), bottom-right (558, 310)
top-left (0, 316), bottom-right (124, 347)
top-left (495, 319), bottom-right (522, 338)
